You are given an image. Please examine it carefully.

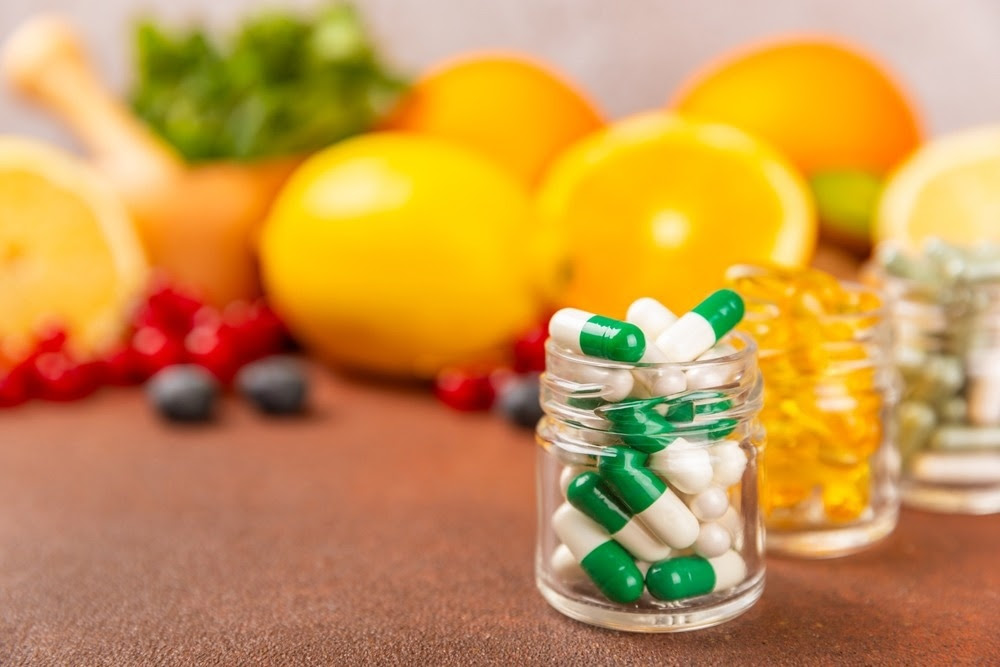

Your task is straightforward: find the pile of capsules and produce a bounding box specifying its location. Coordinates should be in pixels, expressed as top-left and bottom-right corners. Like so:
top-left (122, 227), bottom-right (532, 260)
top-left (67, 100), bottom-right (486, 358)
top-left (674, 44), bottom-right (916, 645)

top-left (544, 290), bottom-right (753, 605)
top-left (726, 265), bottom-right (886, 525)
top-left (877, 240), bottom-right (1000, 486)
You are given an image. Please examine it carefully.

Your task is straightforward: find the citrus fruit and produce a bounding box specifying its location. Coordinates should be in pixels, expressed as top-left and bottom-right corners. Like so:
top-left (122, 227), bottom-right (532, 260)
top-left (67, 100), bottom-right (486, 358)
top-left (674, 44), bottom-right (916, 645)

top-left (671, 37), bottom-right (921, 247)
top-left (258, 132), bottom-right (538, 378)
top-left (383, 52), bottom-right (603, 186)
top-left (875, 125), bottom-right (1000, 248)
top-left (671, 37), bottom-right (922, 175)
top-left (533, 112), bottom-right (816, 316)
top-left (0, 136), bottom-right (148, 356)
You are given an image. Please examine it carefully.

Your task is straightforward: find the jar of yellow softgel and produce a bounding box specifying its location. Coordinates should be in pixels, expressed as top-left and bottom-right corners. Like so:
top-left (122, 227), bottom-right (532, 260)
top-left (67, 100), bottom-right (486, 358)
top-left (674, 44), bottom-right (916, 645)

top-left (726, 265), bottom-right (898, 558)
top-left (872, 240), bottom-right (1000, 514)
top-left (535, 291), bottom-right (765, 632)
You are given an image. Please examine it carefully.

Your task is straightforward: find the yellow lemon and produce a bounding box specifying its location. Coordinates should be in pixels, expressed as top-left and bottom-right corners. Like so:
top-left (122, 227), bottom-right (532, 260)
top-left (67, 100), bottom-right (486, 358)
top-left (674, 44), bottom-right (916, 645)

top-left (876, 125), bottom-right (1000, 247)
top-left (534, 112), bottom-right (816, 316)
top-left (259, 132), bottom-right (538, 378)
top-left (0, 136), bottom-right (147, 355)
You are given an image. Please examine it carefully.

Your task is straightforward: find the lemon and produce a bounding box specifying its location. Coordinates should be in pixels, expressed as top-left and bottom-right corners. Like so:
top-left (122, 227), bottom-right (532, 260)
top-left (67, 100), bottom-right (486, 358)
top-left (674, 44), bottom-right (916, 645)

top-left (534, 112), bottom-right (816, 316)
top-left (0, 136), bottom-right (148, 355)
top-left (875, 125), bottom-right (1000, 248)
top-left (259, 132), bottom-right (538, 378)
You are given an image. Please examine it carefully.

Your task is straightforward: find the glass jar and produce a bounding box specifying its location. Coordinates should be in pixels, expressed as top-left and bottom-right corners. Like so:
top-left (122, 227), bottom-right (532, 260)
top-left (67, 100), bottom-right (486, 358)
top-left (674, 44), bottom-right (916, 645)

top-left (728, 265), bottom-right (899, 558)
top-left (535, 332), bottom-right (765, 632)
top-left (872, 242), bottom-right (1000, 514)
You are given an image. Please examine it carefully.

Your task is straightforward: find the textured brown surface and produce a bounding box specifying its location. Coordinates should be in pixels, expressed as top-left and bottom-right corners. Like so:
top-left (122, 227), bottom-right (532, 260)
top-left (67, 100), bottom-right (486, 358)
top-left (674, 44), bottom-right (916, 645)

top-left (0, 366), bottom-right (998, 666)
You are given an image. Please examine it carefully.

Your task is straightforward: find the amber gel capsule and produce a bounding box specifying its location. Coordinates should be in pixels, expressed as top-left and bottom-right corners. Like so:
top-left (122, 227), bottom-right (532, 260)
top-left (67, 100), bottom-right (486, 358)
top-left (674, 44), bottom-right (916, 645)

top-left (550, 308), bottom-right (646, 362)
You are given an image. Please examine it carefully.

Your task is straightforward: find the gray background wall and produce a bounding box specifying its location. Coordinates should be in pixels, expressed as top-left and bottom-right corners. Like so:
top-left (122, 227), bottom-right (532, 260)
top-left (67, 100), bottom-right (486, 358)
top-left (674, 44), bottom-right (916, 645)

top-left (2, 0), bottom-right (999, 150)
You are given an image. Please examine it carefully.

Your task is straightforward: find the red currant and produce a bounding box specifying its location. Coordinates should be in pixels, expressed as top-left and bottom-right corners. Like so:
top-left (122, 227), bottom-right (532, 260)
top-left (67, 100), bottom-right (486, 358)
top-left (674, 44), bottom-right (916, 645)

top-left (137, 281), bottom-right (203, 337)
top-left (435, 368), bottom-right (497, 411)
top-left (512, 321), bottom-right (549, 373)
top-left (223, 300), bottom-right (286, 363)
top-left (30, 351), bottom-right (99, 401)
top-left (184, 323), bottom-right (239, 383)
top-left (103, 344), bottom-right (141, 386)
top-left (130, 327), bottom-right (185, 380)
top-left (0, 365), bottom-right (29, 407)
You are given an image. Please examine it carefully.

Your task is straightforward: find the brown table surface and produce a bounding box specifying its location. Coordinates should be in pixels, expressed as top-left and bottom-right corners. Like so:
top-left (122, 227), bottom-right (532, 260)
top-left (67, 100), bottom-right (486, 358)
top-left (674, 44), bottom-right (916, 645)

top-left (0, 364), bottom-right (998, 666)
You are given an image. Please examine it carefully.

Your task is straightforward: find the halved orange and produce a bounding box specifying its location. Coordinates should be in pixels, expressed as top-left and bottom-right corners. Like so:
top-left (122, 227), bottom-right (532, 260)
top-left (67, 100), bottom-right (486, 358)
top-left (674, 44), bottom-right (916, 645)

top-left (875, 125), bottom-right (1000, 248)
top-left (0, 136), bottom-right (147, 356)
top-left (533, 112), bottom-right (816, 316)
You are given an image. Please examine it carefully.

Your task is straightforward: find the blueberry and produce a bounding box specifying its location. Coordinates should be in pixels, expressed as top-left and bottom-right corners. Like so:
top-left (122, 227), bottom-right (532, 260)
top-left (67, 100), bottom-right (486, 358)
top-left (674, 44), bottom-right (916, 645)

top-left (496, 374), bottom-right (543, 429)
top-left (146, 364), bottom-right (219, 422)
top-left (236, 356), bottom-right (308, 415)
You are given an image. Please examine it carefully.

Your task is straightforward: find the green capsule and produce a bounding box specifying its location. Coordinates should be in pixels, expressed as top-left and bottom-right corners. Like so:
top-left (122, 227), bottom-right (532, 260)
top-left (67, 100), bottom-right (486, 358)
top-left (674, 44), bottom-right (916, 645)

top-left (579, 542), bottom-right (645, 603)
top-left (550, 308), bottom-right (646, 362)
top-left (598, 446), bottom-right (665, 514)
top-left (645, 556), bottom-right (716, 601)
top-left (692, 289), bottom-right (746, 340)
top-left (566, 471), bottom-right (630, 534)
top-left (599, 398), bottom-right (676, 451)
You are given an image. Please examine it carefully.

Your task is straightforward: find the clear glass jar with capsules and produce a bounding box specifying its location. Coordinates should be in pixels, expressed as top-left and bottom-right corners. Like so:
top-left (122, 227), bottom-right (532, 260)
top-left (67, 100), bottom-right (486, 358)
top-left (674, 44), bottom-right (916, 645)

top-left (535, 331), bottom-right (765, 632)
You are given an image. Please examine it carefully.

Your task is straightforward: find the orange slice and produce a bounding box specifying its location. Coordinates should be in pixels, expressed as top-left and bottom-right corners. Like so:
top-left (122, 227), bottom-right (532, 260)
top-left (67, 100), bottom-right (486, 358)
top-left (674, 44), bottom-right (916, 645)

top-left (533, 112), bottom-right (816, 316)
top-left (0, 136), bottom-right (147, 355)
top-left (875, 125), bottom-right (1000, 248)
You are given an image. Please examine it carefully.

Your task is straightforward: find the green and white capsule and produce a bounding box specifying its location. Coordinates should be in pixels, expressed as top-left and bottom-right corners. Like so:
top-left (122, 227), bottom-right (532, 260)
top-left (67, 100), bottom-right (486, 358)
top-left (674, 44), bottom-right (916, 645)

top-left (655, 289), bottom-right (745, 363)
top-left (550, 308), bottom-right (646, 362)
top-left (598, 446), bottom-right (699, 549)
top-left (626, 297), bottom-right (679, 341)
top-left (551, 503), bottom-right (645, 604)
top-left (645, 550), bottom-right (747, 601)
top-left (566, 471), bottom-right (673, 563)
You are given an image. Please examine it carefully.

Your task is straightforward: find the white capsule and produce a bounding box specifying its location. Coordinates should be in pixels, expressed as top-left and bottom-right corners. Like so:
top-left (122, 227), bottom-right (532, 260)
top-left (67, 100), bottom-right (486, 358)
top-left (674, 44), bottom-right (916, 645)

top-left (648, 437), bottom-right (714, 495)
top-left (716, 506), bottom-right (744, 550)
top-left (634, 487), bottom-right (701, 549)
top-left (655, 313), bottom-right (718, 362)
top-left (614, 519), bottom-right (674, 562)
top-left (707, 550), bottom-right (747, 592)
top-left (558, 362), bottom-right (634, 402)
top-left (909, 452), bottom-right (1000, 484)
top-left (632, 365), bottom-right (687, 399)
top-left (685, 343), bottom-right (738, 390)
top-left (626, 297), bottom-right (678, 341)
top-left (967, 349), bottom-right (1000, 426)
top-left (552, 503), bottom-right (609, 559)
top-left (931, 426), bottom-right (1000, 450)
top-left (684, 486), bottom-right (730, 521)
top-left (693, 522), bottom-right (732, 558)
top-left (712, 440), bottom-right (748, 487)
top-left (551, 544), bottom-right (587, 584)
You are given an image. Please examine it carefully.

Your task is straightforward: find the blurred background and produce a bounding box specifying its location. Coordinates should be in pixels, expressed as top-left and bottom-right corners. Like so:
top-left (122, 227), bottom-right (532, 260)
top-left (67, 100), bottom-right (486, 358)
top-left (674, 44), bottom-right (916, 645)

top-left (3, 0), bottom-right (1000, 141)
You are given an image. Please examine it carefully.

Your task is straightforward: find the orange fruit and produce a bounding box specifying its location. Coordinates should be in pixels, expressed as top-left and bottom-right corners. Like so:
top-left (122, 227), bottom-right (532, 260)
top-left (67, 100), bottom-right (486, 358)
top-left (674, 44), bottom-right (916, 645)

top-left (533, 112), bottom-right (816, 316)
top-left (0, 136), bottom-right (148, 355)
top-left (671, 37), bottom-right (922, 175)
top-left (875, 125), bottom-right (1000, 248)
top-left (383, 52), bottom-right (603, 186)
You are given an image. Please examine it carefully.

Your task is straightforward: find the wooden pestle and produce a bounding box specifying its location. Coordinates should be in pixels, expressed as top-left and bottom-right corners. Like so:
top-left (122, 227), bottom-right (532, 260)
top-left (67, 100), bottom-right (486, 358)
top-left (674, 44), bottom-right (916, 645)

top-left (2, 15), bottom-right (299, 306)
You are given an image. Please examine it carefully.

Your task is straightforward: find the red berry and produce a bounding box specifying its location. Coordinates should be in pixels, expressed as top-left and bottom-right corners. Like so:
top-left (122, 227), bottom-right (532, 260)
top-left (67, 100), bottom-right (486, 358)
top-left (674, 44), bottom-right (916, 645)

top-left (223, 300), bottom-right (286, 363)
top-left (512, 322), bottom-right (548, 373)
top-left (130, 327), bottom-right (185, 380)
top-left (0, 366), bottom-right (29, 407)
top-left (184, 323), bottom-right (239, 383)
top-left (138, 281), bottom-right (204, 337)
top-left (30, 351), bottom-right (99, 401)
top-left (34, 326), bottom-right (68, 353)
top-left (435, 369), bottom-right (497, 411)
top-left (103, 345), bottom-right (141, 386)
